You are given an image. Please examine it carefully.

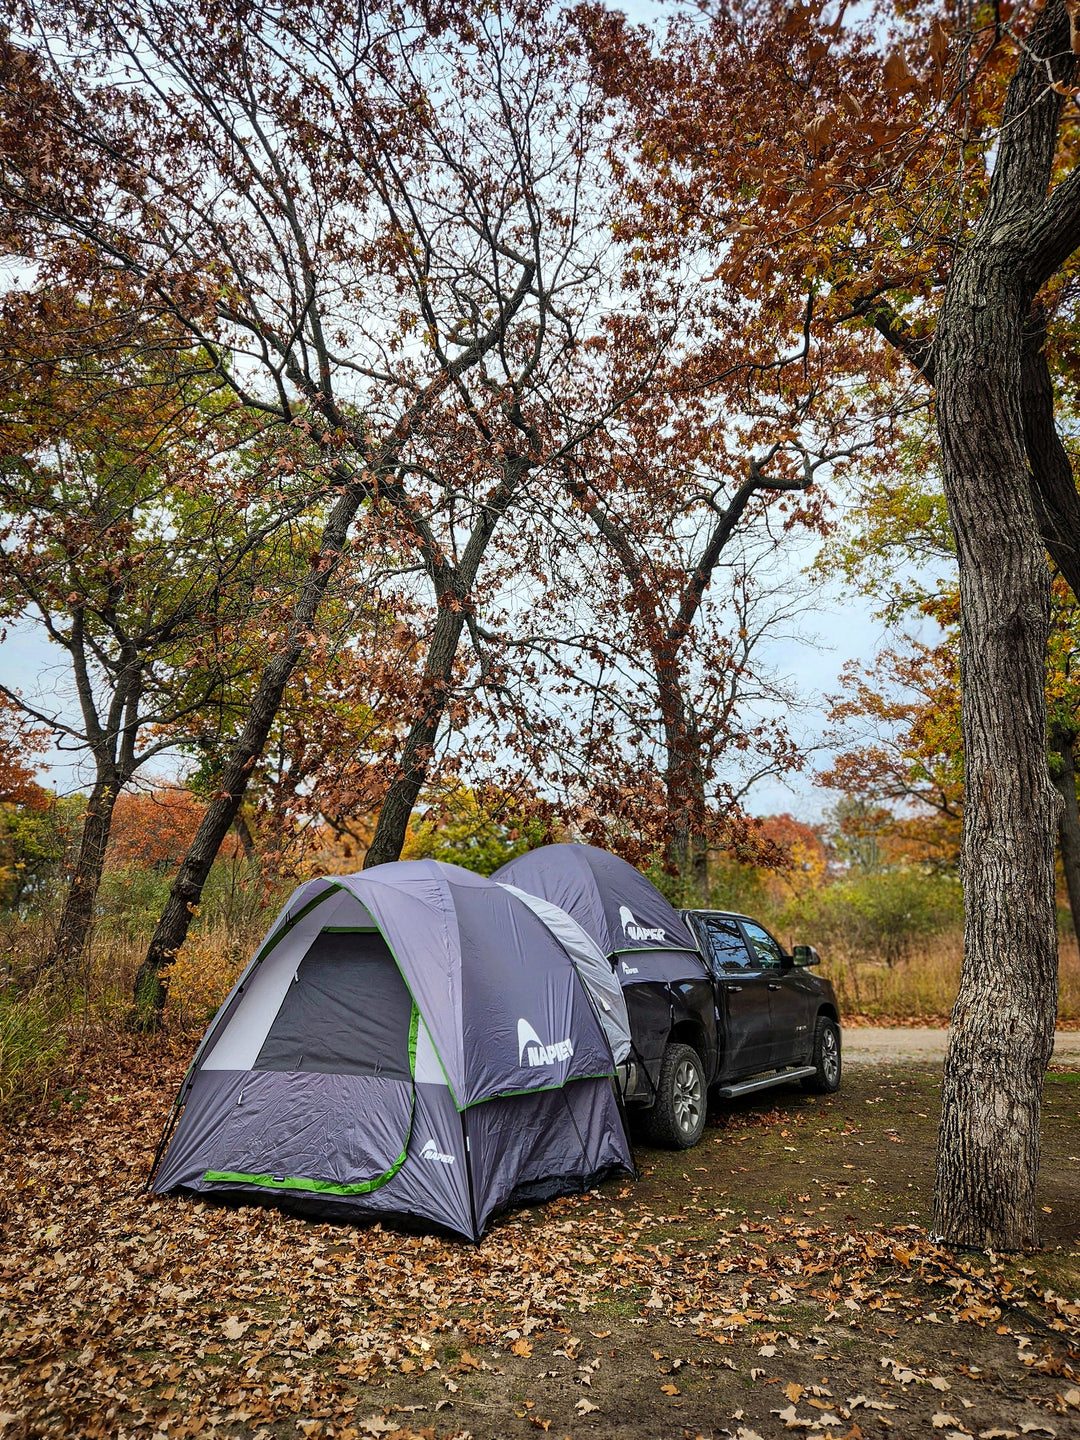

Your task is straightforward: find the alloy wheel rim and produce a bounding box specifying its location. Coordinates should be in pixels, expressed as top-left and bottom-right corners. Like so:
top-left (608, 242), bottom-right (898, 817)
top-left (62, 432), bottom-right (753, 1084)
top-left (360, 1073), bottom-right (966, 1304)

top-left (674, 1059), bottom-right (702, 1133)
top-left (822, 1029), bottom-right (840, 1084)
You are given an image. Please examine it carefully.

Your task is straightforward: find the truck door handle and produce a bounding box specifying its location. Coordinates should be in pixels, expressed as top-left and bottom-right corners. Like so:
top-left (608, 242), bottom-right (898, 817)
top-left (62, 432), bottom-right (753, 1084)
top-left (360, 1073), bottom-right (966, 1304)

top-left (767, 982), bottom-right (781, 990)
top-left (727, 984), bottom-right (743, 992)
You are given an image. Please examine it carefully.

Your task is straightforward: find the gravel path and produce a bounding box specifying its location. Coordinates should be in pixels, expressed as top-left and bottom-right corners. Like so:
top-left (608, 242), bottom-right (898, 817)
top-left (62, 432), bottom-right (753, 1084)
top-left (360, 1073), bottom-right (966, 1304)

top-left (843, 1025), bottom-right (1080, 1064)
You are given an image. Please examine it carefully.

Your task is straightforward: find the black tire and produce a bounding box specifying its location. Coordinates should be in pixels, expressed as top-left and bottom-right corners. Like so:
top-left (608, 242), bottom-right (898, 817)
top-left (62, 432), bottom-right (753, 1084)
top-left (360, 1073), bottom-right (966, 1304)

top-left (641, 1043), bottom-right (707, 1149)
top-left (802, 1017), bottom-right (842, 1094)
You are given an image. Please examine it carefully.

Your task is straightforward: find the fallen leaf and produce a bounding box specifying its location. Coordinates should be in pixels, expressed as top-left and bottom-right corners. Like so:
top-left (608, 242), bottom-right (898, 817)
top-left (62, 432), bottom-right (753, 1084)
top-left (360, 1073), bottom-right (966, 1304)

top-left (575, 1398), bottom-right (599, 1414)
top-left (773, 1403), bottom-right (822, 1430)
top-left (660, 1383), bottom-right (680, 1396)
top-left (221, 1316), bottom-right (250, 1340)
top-left (357, 1417), bottom-right (397, 1436)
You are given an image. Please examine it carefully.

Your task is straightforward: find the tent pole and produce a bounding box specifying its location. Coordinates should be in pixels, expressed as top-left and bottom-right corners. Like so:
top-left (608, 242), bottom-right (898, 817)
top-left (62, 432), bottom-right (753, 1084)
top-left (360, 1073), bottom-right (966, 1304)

top-left (459, 1110), bottom-right (481, 1244)
top-left (144, 1098), bottom-right (183, 1193)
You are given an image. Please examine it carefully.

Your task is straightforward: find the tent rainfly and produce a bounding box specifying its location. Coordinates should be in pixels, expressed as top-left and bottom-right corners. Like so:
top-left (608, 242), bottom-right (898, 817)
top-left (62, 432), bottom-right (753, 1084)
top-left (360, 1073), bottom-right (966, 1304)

top-left (494, 843), bottom-right (710, 986)
top-left (151, 860), bottom-right (633, 1240)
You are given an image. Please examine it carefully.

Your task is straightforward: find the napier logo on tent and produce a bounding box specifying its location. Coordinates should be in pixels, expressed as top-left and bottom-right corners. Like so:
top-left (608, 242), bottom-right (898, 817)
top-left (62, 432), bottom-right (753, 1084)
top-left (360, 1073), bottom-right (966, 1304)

top-left (420, 1139), bottom-right (455, 1165)
top-left (517, 1018), bottom-right (574, 1068)
top-left (618, 904), bottom-right (665, 945)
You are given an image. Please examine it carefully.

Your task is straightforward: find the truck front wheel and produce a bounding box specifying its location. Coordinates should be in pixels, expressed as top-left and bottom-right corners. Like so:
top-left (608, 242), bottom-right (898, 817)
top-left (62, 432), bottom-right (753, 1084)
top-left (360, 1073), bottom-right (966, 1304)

top-left (642, 1043), bottom-right (707, 1148)
top-left (802, 1017), bottom-right (842, 1094)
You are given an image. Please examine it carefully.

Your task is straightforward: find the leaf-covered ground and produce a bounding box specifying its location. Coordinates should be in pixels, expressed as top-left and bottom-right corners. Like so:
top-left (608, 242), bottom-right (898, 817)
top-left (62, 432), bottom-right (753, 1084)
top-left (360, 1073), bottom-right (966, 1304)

top-left (2, 1039), bottom-right (1079, 1440)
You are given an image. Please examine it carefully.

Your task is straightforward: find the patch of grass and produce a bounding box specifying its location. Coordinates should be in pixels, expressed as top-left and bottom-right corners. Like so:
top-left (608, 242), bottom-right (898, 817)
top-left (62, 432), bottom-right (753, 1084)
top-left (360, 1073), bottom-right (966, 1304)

top-left (0, 988), bottom-right (67, 1112)
top-left (587, 1297), bottom-right (643, 1319)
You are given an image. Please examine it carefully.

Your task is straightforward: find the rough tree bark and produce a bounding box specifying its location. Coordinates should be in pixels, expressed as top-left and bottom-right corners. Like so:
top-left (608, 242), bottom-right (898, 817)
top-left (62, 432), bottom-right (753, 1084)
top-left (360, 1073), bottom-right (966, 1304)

top-left (1021, 312), bottom-right (1080, 600)
top-left (44, 616), bottom-right (144, 974)
top-left (658, 665), bottom-right (710, 904)
top-left (362, 599), bottom-right (470, 870)
top-left (931, 0), bottom-right (1080, 1249)
top-left (864, 305), bottom-right (1080, 607)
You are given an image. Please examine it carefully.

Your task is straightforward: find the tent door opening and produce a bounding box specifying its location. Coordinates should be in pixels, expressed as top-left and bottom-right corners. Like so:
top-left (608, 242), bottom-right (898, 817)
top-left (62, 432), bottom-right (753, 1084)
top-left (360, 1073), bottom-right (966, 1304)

top-left (202, 928), bottom-right (419, 1195)
top-left (254, 929), bottom-right (413, 1078)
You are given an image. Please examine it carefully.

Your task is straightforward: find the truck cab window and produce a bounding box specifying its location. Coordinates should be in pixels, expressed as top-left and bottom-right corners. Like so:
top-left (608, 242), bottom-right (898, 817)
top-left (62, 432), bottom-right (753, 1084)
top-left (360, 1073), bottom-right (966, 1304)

top-left (699, 917), bottom-right (753, 975)
top-left (740, 921), bottom-right (785, 970)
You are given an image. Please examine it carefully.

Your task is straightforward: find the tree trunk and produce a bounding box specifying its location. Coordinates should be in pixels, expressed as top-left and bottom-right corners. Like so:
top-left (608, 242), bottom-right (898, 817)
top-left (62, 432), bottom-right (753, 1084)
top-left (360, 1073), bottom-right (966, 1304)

top-left (665, 821), bottom-right (709, 905)
top-left (363, 455), bottom-right (530, 869)
top-left (850, 2), bottom-right (1080, 1249)
top-left (933, 256), bottom-right (1059, 1249)
top-left (1050, 725), bottom-right (1080, 931)
top-left (655, 635), bottom-right (711, 903)
top-left (47, 769), bottom-right (121, 976)
top-left (131, 482), bottom-right (366, 1025)
top-left (662, 709), bottom-right (710, 903)
top-left (363, 602), bottom-right (467, 868)
top-left (928, 0), bottom-right (1079, 1252)
top-left (233, 813), bottom-right (257, 862)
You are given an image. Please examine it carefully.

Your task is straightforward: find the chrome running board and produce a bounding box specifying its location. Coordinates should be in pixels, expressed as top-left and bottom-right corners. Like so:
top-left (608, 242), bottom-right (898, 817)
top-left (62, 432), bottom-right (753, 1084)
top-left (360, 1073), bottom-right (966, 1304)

top-left (715, 1066), bottom-right (817, 1100)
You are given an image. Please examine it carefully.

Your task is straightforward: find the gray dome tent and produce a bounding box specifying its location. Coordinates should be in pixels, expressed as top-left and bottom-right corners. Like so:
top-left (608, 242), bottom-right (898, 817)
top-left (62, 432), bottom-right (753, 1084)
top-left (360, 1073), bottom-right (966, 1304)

top-left (494, 843), bottom-right (710, 985)
top-left (497, 881), bottom-right (631, 1065)
top-left (151, 860), bottom-right (633, 1240)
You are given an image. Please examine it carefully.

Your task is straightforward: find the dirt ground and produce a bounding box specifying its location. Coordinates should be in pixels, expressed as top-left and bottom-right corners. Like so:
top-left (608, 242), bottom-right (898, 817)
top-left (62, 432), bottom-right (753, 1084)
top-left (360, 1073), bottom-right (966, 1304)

top-left (841, 1028), bottom-right (1080, 1066)
top-left (1, 1038), bottom-right (1079, 1440)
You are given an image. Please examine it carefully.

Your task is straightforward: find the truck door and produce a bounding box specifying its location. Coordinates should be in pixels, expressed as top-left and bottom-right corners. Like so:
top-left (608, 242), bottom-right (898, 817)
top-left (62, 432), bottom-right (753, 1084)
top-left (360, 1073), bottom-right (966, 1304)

top-left (739, 920), bottom-right (814, 1069)
top-left (695, 916), bottom-right (774, 1078)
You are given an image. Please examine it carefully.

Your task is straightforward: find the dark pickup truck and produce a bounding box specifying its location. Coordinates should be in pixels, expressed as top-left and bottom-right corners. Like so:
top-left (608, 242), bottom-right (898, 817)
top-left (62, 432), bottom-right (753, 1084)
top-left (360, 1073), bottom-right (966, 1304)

top-left (621, 909), bottom-right (842, 1148)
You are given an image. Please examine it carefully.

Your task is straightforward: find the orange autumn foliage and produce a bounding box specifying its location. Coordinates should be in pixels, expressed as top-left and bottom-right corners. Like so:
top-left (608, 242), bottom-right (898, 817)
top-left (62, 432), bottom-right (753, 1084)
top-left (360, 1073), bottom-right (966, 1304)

top-left (105, 790), bottom-right (236, 872)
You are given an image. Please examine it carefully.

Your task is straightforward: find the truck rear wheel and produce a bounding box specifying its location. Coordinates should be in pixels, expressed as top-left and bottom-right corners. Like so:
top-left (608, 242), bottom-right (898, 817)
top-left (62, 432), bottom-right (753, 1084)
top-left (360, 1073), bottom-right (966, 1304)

top-left (642, 1043), bottom-right (706, 1149)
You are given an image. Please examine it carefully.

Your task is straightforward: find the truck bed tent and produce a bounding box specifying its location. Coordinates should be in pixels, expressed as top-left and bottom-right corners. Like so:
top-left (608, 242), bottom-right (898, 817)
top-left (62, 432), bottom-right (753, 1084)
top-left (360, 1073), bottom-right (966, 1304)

top-left (151, 860), bottom-right (633, 1240)
top-left (494, 843), bottom-right (710, 987)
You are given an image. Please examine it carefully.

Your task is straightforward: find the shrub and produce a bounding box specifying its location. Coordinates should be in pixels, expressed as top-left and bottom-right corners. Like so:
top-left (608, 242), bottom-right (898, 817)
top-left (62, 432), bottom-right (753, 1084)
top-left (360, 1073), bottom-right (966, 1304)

top-left (779, 868), bottom-right (964, 967)
top-left (167, 928), bottom-right (250, 1029)
top-left (707, 855), bottom-right (773, 918)
top-left (96, 859), bottom-right (281, 947)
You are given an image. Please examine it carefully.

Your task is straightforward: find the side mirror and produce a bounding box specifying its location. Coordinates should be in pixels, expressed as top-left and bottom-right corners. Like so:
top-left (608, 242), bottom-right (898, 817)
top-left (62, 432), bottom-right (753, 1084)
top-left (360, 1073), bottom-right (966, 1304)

top-left (792, 944), bottom-right (821, 967)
